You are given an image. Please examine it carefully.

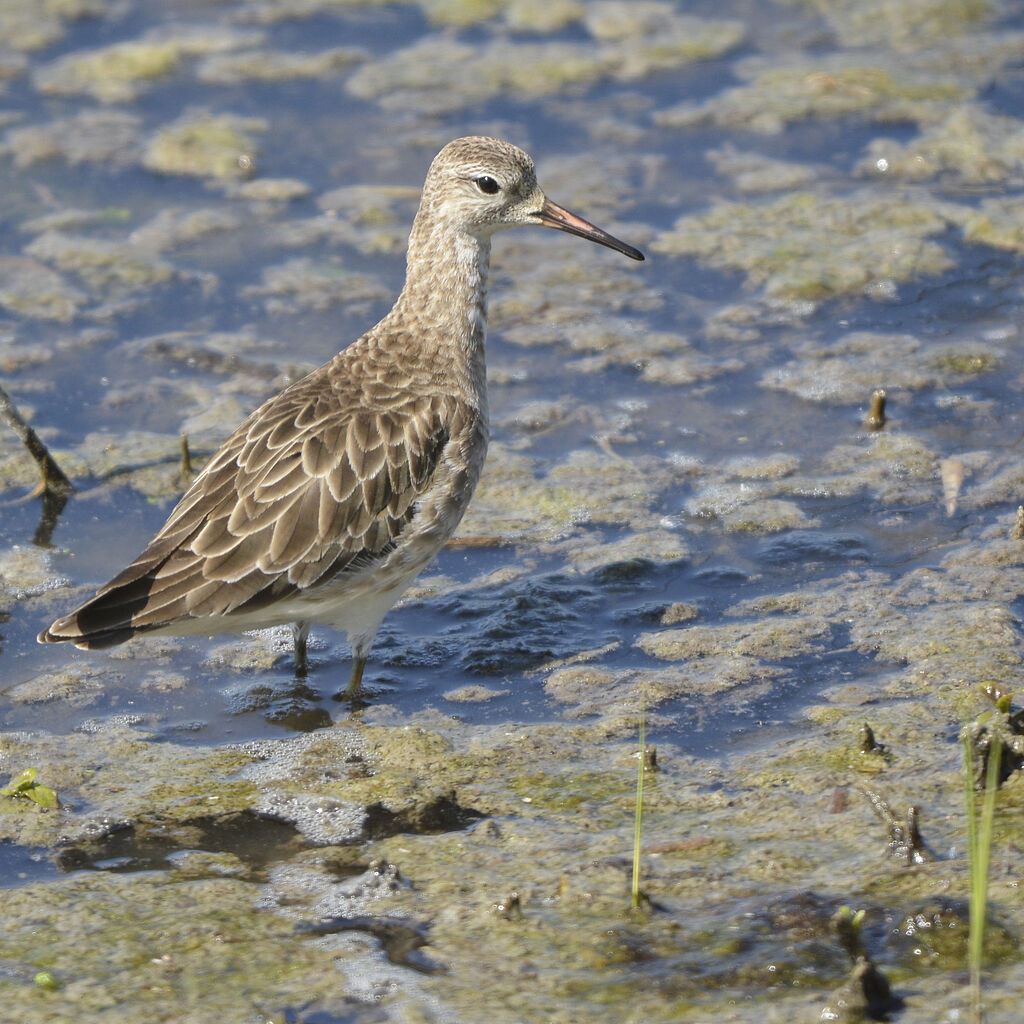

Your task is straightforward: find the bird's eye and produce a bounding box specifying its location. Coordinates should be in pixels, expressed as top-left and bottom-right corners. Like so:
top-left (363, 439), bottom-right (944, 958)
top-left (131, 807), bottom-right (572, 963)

top-left (474, 175), bottom-right (500, 195)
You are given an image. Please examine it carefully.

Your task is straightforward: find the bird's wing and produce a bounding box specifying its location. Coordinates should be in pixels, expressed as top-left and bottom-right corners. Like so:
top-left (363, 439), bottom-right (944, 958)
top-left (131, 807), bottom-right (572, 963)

top-left (41, 372), bottom-right (466, 647)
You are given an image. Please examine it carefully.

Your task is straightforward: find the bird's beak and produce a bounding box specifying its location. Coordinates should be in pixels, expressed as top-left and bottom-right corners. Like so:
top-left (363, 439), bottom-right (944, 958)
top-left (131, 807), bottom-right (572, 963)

top-left (536, 197), bottom-right (645, 261)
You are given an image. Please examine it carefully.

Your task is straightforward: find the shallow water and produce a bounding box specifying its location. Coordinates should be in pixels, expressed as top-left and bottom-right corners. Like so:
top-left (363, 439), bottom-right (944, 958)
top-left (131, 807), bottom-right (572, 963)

top-left (2, 1), bottom-right (1024, 1021)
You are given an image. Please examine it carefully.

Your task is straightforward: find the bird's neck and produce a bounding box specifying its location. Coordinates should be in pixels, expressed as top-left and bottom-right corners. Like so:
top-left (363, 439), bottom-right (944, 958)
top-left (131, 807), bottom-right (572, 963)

top-left (386, 220), bottom-right (492, 407)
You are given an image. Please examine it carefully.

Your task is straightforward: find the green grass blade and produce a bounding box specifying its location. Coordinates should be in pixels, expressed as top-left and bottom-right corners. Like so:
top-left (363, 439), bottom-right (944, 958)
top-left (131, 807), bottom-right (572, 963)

top-left (964, 728), bottom-right (1001, 1024)
top-left (631, 707), bottom-right (645, 909)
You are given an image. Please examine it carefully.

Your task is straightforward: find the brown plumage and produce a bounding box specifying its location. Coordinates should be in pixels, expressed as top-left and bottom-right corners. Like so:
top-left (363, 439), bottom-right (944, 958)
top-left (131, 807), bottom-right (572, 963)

top-left (39, 136), bottom-right (644, 692)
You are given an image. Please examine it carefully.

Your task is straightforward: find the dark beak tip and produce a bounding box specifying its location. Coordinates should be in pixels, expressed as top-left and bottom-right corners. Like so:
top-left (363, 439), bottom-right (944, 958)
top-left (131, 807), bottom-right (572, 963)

top-left (537, 200), bottom-right (646, 263)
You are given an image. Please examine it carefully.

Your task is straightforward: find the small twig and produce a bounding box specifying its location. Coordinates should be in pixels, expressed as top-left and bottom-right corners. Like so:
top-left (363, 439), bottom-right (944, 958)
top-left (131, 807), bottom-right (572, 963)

top-left (0, 382), bottom-right (73, 497)
top-left (860, 786), bottom-right (936, 864)
top-left (865, 388), bottom-right (886, 431)
top-left (1011, 505), bottom-right (1024, 541)
top-left (180, 433), bottom-right (193, 477)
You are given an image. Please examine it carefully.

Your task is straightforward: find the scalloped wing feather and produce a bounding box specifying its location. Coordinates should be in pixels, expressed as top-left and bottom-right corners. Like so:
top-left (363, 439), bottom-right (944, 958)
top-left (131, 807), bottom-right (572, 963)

top-left (39, 375), bottom-right (466, 647)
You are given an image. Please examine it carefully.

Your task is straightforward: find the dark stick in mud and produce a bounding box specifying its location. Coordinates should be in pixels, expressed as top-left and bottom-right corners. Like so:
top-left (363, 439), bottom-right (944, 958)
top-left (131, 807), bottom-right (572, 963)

top-left (0, 382), bottom-right (73, 498)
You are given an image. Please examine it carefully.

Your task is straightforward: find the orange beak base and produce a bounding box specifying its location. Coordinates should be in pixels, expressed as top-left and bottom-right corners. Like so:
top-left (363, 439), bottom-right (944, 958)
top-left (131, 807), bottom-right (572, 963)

top-left (537, 198), bottom-right (645, 261)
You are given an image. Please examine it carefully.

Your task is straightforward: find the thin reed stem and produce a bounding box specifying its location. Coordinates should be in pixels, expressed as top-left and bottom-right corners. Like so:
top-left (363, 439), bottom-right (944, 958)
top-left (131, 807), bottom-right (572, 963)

top-left (631, 707), bottom-right (645, 909)
top-left (964, 730), bottom-right (1001, 1024)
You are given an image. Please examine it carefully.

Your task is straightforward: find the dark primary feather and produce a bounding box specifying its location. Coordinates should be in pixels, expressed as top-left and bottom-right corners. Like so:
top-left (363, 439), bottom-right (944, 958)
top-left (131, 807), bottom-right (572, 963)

top-left (39, 356), bottom-right (466, 649)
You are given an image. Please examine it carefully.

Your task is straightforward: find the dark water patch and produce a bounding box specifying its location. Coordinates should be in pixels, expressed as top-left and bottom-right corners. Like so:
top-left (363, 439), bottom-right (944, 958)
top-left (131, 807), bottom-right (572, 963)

top-left (766, 117), bottom-right (921, 169)
top-left (374, 633), bottom-right (459, 671)
top-left (0, 841), bottom-right (59, 887)
top-left (269, 1007), bottom-right (385, 1024)
top-left (265, 4), bottom-right (429, 57)
top-left (297, 914), bottom-right (445, 976)
top-left (35, 5), bottom-right (155, 59)
top-left (225, 679), bottom-right (334, 733)
top-left (407, 570), bottom-right (606, 678)
top-left (49, 809), bottom-right (305, 879)
top-left (363, 792), bottom-right (482, 840)
top-left (983, 70), bottom-right (1024, 120)
top-left (0, 490), bottom-right (54, 553)
top-left (690, 563), bottom-right (755, 586)
top-left (654, 632), bottom-right (886, 758)
top-left (30, 484), bottom-right (173, 579)
top-left (551, 890), bottom-right (861, 1007)
top-left (836, 226), bottom-right (1024, 334)
top-left (758, 529), bottom-right (869, 566)
top-left (612, 599), bottom-right (689, 626)
top-left (592, 888), bottom-right (956, 1012)
top-left (879, 896), bottom-right (1018, 969)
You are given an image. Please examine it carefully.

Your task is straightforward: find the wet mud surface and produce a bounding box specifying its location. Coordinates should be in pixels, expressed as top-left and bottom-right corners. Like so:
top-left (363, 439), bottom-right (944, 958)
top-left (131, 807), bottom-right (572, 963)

top-left (2, 0), bottom-right (1024, 1021)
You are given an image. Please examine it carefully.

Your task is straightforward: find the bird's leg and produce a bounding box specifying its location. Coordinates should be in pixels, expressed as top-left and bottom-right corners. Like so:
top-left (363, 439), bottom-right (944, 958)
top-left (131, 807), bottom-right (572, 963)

top-left (346, 655), bottom-right (366, 698)
top-left (293, 622), bottom-right (310, 678)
